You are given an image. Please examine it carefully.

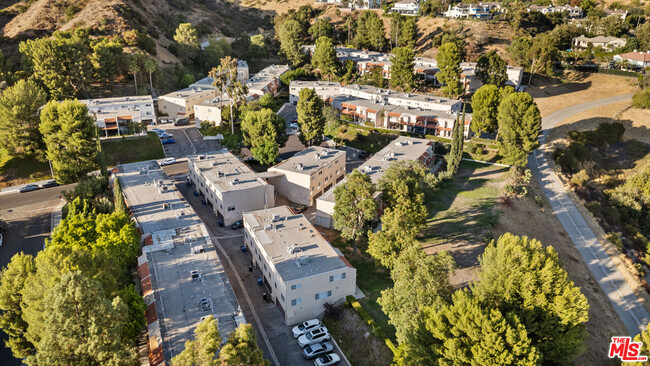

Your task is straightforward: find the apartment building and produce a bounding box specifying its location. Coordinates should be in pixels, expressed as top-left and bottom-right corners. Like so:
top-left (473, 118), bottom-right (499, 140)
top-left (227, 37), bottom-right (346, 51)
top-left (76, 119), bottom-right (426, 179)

top-left (188, 150), bottom-right (275, 226)
top-left (243, 205), bottom-right (357, 325)
top-left (246, 64), bottom-right (290, 99)
top-left (528, 4), bottom-right (583, 17)
top-left (193, 96), bottom-right (230, 127)
top-left (315, 136), bottom-right (436, 228)
top-left (444, 3), bottom-right (494, 19)
top-left (158, 86), bottom-right (217, 118)
top-left (79, 96), bottom-right (156, 136)
top-left (118, 161), bottom-right (243, 365)
top-left (191, 60), bottom-right (250, 86)
top-left (267, 147), bottom-right (346, 206)
top-left (289, 81), bottom-right (341, 105)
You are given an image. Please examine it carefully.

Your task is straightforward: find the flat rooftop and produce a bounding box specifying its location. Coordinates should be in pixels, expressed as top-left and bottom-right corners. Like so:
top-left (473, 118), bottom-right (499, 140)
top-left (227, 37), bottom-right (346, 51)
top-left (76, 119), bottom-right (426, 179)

top-left (246, 64), bottom-right (290, 91)
top-left (340, 84), bottom-right (461, 108)
top-left (160, 86), bottom-right (214, 100)
top-left (290, 81), bottom-right (341, 89)
top-left (331, 96), bottom-right (459, 120)
top-left (319, 136), bottom-right (433, 203)
top-left (118, 161), bottom-right (200, 234)
top-left (118, 160), bottom-right (243, 362)
top-left (189, 150), bottom-right (270, 193)
top-left (79, 95), bottom-right (153, 106)
top-left (269, 147), bottom-right (344, 175)
top-left (244, 205), bottom-right (350, 281)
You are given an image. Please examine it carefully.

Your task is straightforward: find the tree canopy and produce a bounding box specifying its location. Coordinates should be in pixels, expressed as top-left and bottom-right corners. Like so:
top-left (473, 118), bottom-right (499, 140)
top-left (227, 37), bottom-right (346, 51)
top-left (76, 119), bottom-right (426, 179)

top-left (218, 324), bottom-right (269, 366)
top-left (333, 169), bottom-right (378, 252)
top-left (471, 84), bottom-right (501, 135)
top-left (475, 50), bottom-right (508, 87)
top-left (296, 88), bottom-right (325, 147)
top-left (279, 19), bottom-right (307, 67)
top-left (497, 92), bottom-right (542, 166)
top-left (354, 11), bottom-right (387, 51)
top-left (172, 316), bottom-right (222, 366)
top-left (312, 36), bottom-right (339, 81)
top-left (436, 42), bottom-right (463, 98)
top-left (241, 108), bottom-right (287, 165)
top-left (39, 100), bottom-right (98, 184)
top-left (0, 79), bottom-right (47, 159)
top-left (390, 47), bottom-right (415, 92)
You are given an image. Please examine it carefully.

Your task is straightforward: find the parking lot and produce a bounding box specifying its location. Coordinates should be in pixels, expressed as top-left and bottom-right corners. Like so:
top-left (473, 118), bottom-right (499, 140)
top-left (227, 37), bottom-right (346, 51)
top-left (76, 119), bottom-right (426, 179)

top-left (174, 178), bottom-right (349, 366)
top-left (150, 123), bottom-right (222, 159)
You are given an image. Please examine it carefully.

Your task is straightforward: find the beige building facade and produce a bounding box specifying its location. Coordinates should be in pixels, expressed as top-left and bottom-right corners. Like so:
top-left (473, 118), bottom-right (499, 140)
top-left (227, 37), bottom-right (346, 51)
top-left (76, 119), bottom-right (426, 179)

top-left (267, 147), bottom-right (346, 206)
top-left (243, 206), bottom-right (357, 325)
top-left (158, 87), bottom-right (217, 119)
top-left (188, 150), bottom-right (275, 226)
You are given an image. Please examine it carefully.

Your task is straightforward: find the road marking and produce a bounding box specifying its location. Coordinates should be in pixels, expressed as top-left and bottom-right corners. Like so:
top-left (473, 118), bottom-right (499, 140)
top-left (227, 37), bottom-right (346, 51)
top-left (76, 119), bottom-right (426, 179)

top-left (182, 129), bottom-right (197, 154)
top-left (205, 229), bottom-right (281, 366)
top-left (213, 234), bottom-right (245, 239)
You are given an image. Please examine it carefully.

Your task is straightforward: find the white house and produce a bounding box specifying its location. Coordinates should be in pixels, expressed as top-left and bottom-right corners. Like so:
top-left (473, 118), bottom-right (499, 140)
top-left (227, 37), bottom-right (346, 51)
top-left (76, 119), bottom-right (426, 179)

top-left (391, 0), bottom-right (419, 16)
top-left (444, 3), bottom-right (494, 19)
top-left (158, 87), bottom-right (217, 119)
top-left (613, 51), bottom-right (650, 68)
top-left (573, 36), bottom-right (626, 51)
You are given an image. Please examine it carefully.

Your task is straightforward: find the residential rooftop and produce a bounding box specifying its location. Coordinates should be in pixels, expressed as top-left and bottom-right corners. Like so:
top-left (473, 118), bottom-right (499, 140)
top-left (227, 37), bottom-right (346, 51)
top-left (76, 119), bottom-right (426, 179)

top-left (340, 84), bottom-right (462, 108)
top-left (269, 147), bottom-right (345, 175)
top-left (160, 86), bottom-right (214, 100)
top-left (188, 150), bottom-right (270, 193)
top-left (118, 160), bottom-right (242, 362)
top-left (244, 205), bottom-right (351, 281)
top-left (245, 64), bottom-right (290, 93)
top-left (319, 136), bottom-right (434, 203)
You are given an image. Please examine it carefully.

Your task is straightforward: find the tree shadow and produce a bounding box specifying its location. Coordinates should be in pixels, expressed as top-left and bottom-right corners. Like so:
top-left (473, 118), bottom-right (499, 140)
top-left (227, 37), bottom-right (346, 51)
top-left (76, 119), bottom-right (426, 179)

top-left (528, 73), bottom-right (592, 100)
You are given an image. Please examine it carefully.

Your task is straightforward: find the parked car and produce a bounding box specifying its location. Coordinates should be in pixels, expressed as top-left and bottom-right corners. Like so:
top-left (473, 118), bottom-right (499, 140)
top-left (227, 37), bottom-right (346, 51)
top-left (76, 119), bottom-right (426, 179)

top-left (217, 218), bottom-right (224, 227)
top-left (303, 342), bottom-right (334, 359)
top-left (160, 158), bottom-right (177, 166)
top-left (0, 223), bottom-right (4, 247)
top-left (292, 205), bottom-right (308, 214)
top-left (174, 118), bottom-right (190, 126)
top-left (160, 133), bottom-right (173, 139)
top-left (18, 184), bottom-right (39, 193)
top-left (292, 319), bottom-right (321, 338)
top-left (231, 221), bottom-right (243, 230)
top-left (39, 180), bottom-right (60, 188)
top-left (357, 150), bottom-right (368, 159)
top-left (298, 327), bottom-right (330, 348)
top-left (314, 353), bottom-right (341, 366)
top-left (161, 138), bottom-right (175, 145)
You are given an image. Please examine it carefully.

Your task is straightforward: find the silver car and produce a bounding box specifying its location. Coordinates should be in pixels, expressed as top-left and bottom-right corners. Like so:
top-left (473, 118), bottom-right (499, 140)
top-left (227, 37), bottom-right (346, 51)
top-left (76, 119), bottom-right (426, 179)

top-left (297, 327), bottom-right (330, 348)
top-left (303, 341), bottom-right (333, 359)
top-left (314, 353), bottom-right (341, 366)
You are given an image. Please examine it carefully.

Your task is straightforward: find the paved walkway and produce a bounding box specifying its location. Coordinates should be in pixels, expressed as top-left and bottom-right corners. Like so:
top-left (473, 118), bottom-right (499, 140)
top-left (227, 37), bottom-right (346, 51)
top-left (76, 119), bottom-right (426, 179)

top-left (529, 93), bottom-right (649, 336)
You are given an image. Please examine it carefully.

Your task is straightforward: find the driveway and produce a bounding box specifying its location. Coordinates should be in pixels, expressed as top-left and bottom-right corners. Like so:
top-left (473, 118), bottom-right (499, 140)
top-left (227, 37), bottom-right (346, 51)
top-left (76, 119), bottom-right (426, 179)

top-left (336, 146), bottom-right (367, 173)
top-left (174, 178), bottom-right (348, 366)
top-left (152, 124), bottom-right (222, 159)
top-left (528, 93), bottom-right (650, 336)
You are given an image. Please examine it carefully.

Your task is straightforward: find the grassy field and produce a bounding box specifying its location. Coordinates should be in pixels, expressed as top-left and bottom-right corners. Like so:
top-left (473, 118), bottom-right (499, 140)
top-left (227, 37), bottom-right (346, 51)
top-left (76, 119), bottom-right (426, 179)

top-left (0, 148), bottom-right (51, 188)
top-left (419, 161), bottom-right (508, 288)
top-left (102, 132), bottom-right (165, 167)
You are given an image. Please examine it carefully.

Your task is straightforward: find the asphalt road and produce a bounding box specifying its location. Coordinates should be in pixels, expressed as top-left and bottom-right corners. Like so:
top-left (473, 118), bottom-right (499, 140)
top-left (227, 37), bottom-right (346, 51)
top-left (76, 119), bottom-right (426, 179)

top-left (0, 184), bottom-right (71, 365)
top-left (528, 93), bottom-right (650, 336)
top-left (154, 124), bottom-right (222, 159)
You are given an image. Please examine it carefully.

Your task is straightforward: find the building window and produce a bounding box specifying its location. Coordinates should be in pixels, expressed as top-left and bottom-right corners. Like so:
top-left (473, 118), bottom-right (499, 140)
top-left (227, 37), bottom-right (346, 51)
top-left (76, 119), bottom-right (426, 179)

top-left (291, 283), bottom-right (302, 290)
top-left (227, 206), bottom-right (235, 211)
top-left (274, 282), bottom-right (277, 289)
top-left (330, 273), bottom-right (346, 282)
top-left (281, 294), bottom-right (285, 302)
top-left (315, 290), bottom-right (332, 300)
top-left (291, 298), bottom-right (302, 306)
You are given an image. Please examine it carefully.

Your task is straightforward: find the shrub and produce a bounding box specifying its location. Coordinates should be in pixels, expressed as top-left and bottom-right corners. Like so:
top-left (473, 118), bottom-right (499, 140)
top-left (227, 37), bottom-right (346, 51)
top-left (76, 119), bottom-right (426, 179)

top-left (625, 139), bottom-right (648, 158)
top-left (567, 130), bottom-right (586, 143)
top-left (633, 89), bottom-right (650, 109)
top-left (570, 169), bottom-right (589, 187)
top-left (585, 201), bottom-right (602, 216)
top-left (554, 148), bottom-right (579, 173)
top-left (607, 233), bottom-right (624, 252)
top-left (65, 5), bottom-right (81, 21)
top-left (534, 194), bottom-right (545, 207)
top-left (603, 206), bottom-right (621, 225)
top-left (567, 142), bottom-right (590, 162)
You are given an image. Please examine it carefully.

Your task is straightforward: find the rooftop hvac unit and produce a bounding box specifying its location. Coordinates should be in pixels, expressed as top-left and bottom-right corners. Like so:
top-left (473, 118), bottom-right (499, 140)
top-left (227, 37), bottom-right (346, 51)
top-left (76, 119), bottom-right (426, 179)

top-left (264, 224), bottom-right (272, 231)
top-left (271, 213), bottom-right (280, 222)
top-left (395, 141), bottom-right (404, 146)
top-left (296, 163), bottom-right (304, 172)
top-left (315, 153), bottom-right (321, 160)
top-left (217, 171), bottom-right (225, 178)
top-left (212, 161), bottom-right (219, 166)
top-left (364, 165), bottom-right (373, 172)
top-left (299, 256), bottom-right (310, 265)
top-left (230, 178), bottom-right (239, 185)
top-left (408, 140), bottom-right (414, 145)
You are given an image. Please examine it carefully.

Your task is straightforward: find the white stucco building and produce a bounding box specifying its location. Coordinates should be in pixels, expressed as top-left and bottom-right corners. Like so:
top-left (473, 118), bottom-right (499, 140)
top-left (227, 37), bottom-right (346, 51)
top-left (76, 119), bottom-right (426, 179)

top-left (79, 95), bottom-right (156, 136)
top-left (187, 150), bottom-right (275, 226)
top-left (246, 64), bottom-right (290, 99)
top-left (158, 87), bottom-right (217, 119)
top-left (267, 147), bottom-right (346, 206)
top-left (391, 0), bottom-right (419, 15)
top-left (243, 205), bottom-right (357, 325)
top-left (613, 51), bottom-right (650, 68)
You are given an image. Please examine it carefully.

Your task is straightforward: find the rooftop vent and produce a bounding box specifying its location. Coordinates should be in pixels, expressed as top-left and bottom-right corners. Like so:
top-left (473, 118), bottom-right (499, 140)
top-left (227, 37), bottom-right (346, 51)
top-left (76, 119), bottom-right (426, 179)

top-left (230, 178), bottom-right (239, 185)
top-left (218, 171), bottom-right (225, 178)
top-left (212, 161), bottom-right (219, 166)
top-left (296, 163), bottom-right (304, 172)
top-left (271, 214), bottom-right (280, 222)
top-left (287, 245), bottom-right (300, 254)
top-left (395, 141), bottom-right (404, 147)
top-left (364, 165), bottom-right (373, 172)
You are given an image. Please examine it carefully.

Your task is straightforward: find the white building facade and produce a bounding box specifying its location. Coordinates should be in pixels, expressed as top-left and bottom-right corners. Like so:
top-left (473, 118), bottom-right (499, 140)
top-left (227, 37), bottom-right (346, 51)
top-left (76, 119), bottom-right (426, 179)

top-left (79, 96), bottom-right (156, 136)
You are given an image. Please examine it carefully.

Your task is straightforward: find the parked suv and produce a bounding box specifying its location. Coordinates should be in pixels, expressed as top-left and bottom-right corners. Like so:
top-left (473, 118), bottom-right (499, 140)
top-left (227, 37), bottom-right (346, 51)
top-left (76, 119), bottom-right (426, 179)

top-left (298, 327), bottom-right (330, 348)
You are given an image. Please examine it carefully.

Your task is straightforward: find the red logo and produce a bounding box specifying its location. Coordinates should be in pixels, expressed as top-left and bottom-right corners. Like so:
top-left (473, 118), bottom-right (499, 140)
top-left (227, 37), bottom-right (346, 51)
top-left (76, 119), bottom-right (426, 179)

top-left (609, 336), bottom-right (648, 362)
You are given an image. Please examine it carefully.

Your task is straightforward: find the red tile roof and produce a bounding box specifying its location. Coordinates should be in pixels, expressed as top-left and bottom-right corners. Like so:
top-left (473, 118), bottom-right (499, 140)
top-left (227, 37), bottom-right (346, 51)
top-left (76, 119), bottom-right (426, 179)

top-left (146, 303), bottom-right (158, 325)
top-left (141, 276), bottom-right (153, 296)
top-left (149, 344), bottom-right (165, 366)
top-left (138, 262), bottom-right (150, 279)
top-left (618, 52), bottom-right (650, 62)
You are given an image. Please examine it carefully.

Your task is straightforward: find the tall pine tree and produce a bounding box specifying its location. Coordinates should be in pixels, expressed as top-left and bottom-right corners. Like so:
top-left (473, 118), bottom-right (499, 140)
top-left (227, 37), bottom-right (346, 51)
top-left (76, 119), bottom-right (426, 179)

top-left (447, 103), bottom-right (466, 174)
top-left (113, 178), bottom-right (127, 214)
top-left (296, 88), bottom-right (325, 147)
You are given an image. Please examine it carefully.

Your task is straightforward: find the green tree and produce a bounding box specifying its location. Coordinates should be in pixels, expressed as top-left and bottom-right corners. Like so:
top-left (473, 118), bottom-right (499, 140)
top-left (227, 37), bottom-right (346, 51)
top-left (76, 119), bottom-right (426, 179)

top-left (248, 34), bottom-right (268, 60)
top-left (398, 17), bottom-right (418, 49)
top-left (174, 23), bottom-right (199, 63)
top-left (296, 88), bottom-right (325, 147)
top-left (128, 55), bottom-right (140, 94)
top-left (113, 178), bottom-right (127, 214)
top-left (354, 11), bottom-right (386, 51)
top-left (0, 79), bottom-right (47, 159)
top-left (390, 47), bottom-right (415, 92)
top-left (378, 243), bottom-right (455, 343)
top-left (90, 38), bottom-right (123, 89)
top-left (528, 32), bottom-right (559, 76)
top-left (172, 315), bottom-right (222, 366)
top-left (333, 169), bottom-right (378, 252)
top-left (436, 42), bottom-right (463, 98)
top-left (223, 57), bottom-right (249, 135)
top-left (19, 29), bottom-right (94, 99)
top-left (29, 271), bottom-right (137, 366)
top-left (218, 324), bottom-right (269, 366)
top-left (241, 108), bottom-right (287, 165)
top-left (312, 36), bottom-right (339, 81)
top-left (144, 57), bottom-right (158, 92)
top-left (309, 18), bottom-right (335, 40)
top-left (39, 100), bottom-right (98, 184)
top-left (377, 160), bottom-right (427, 208)
top-left (447, 104), bottom-right (466, 174)
top-left (118, 284), bottom-right (146, 343)
top-left (580, 0), bottom-right (596, 15)
top-left (422, 290), bottom-right (540, 366)
top-left (475, 50), bottom-right (508, 87)
top-left (472, 233), bottom-right (589, 364)
top-left (203, 39), bottom-right (231, 73)
top-left (0, 253), bottom-right (37, 359)
top-left (507, 36), bottom-right (533, 69)
top-left (497, 92), bottom-right (542, 166)
top-left (637, 23), bottom-right (650, 51)
top-left (471, 84), bottom-right (501, 135)
top-left (279, 19), bottom-right (306, 67)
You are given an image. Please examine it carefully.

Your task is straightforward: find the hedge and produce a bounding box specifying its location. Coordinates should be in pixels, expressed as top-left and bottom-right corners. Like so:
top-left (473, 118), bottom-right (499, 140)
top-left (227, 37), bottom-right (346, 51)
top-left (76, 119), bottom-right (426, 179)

top-left (560, 64), bottom-right (640, 77)
top-left (346, 295), bottom-right (398, 355)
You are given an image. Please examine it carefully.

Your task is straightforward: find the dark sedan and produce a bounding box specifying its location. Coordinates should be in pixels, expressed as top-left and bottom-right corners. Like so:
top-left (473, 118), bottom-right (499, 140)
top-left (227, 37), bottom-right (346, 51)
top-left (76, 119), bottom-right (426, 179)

top-left (18, 184), bottom-right (40, 193)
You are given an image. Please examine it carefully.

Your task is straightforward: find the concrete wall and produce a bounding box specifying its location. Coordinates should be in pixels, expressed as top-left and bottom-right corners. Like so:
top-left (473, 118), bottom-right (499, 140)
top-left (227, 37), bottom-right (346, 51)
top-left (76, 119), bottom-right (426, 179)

top-left (194, 104), bottom-right (223, 127)
top-left (315, 198), bottom-right (336, 228)
top-left (158, 98), bottom-right (187, 118)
